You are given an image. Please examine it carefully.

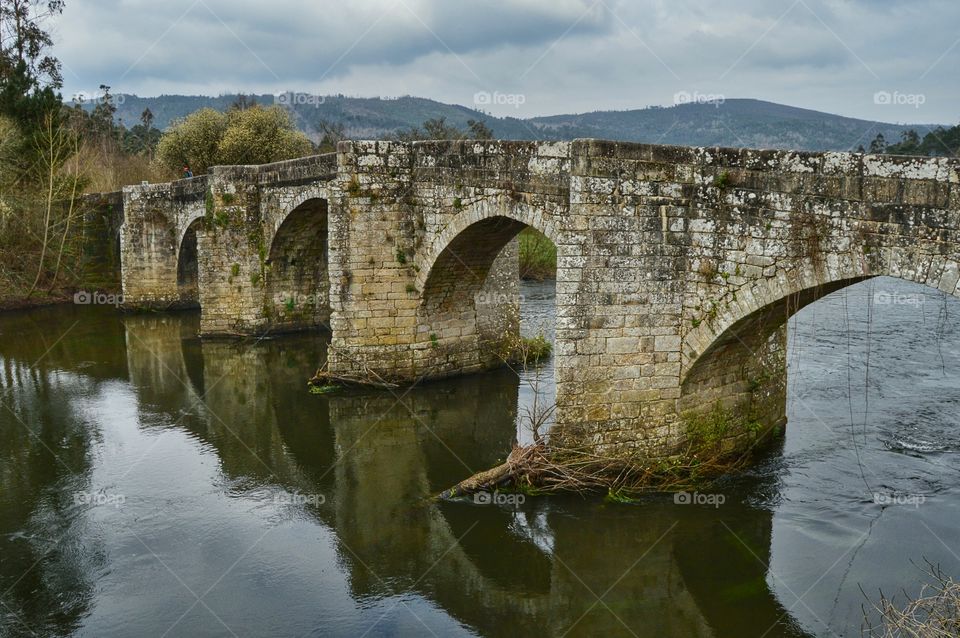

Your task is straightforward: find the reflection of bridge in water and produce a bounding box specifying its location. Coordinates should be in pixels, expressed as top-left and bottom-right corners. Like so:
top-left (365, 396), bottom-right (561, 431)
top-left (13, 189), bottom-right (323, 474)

top-left (116, 312), bottom-right (806, 637)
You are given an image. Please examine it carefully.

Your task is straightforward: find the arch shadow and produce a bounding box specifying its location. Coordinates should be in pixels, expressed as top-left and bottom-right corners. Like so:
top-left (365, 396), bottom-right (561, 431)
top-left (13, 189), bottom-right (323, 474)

top-left (264, 198), bottom-right (330, 332)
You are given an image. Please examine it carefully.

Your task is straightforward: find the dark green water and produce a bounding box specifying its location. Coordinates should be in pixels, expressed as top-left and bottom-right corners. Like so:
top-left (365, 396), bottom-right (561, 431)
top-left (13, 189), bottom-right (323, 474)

top-left (0, 278), bottom-right (958, 637)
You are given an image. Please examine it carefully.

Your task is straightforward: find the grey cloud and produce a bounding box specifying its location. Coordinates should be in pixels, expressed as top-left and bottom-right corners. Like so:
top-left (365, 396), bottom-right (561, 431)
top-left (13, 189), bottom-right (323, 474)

top-left (52, 0), bottom-right (960, 123)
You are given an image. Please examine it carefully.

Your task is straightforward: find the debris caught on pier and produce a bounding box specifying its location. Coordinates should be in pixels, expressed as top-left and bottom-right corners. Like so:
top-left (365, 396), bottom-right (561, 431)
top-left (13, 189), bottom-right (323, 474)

top-left (307, 361), bottom-right (400, 392)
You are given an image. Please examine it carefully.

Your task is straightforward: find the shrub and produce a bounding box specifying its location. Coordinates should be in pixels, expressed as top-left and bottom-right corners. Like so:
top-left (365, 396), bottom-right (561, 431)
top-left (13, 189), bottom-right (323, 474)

top-left (155, 106), bottom-right (314, 175)
top-left (518, 228), bottom-right (557, 280)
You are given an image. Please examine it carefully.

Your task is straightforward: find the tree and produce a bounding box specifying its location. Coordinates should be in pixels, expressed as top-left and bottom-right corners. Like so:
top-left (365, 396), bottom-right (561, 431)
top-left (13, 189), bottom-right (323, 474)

top-left (88, 84), bottom-right (117, 141)
top-left (0, 0), bottom-right (65, 128)
top-left (395, 116), bottom-right (496, 141)
top-left (886, 122), bottom-right (960, 157)
top-left (230, 94), bottom-right (258, 111)
top-left (317, 120), bottom-right (346, 153)
top-left (155, 108), bottom-right (227, 174)
top-left (155, 105), bottom-right (314, 174)
top-left (868, 133), bottom-right (887, 154)
top-left (466, 119), bottom-right (494, 140)
top-left (216, 105), bottom-right (313, 165)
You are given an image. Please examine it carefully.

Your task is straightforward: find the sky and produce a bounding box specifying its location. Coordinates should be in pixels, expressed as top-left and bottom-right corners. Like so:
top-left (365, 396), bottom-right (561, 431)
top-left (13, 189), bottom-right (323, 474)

top-left (50, 0), bottom-right (960, 124)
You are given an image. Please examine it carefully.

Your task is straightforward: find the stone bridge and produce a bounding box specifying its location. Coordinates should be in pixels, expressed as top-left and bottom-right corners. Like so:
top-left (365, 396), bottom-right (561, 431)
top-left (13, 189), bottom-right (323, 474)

top-left (119, 139), bottom-right (960, 458)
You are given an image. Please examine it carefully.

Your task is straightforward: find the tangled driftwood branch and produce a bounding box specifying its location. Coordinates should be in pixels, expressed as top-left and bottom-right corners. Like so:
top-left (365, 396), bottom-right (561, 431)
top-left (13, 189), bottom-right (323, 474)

top-left (308, 361), bottom-right (400, 391)
top-left (437, 435), bottom-right (759, 500)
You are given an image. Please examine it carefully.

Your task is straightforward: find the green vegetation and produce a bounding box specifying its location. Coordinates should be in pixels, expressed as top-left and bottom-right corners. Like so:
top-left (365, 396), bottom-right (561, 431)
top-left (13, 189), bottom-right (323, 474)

top-left (684, 402), bottom-right (734, 447)
top-left (500, 332), bottom-right (553, 366)
top-left (156, 104), bottom-right (313, 174)
top-left (346, 176), bottom-right (361, 197)
top-left (712, 171), bottom-right (733, 188)
top-left (518, 228), bottom-right (556, 280)
top-left (521, 335), bottom-right (552, 362)
top-left (395, 116), bottom-right (494, 141)
top-left (0, 1), bottom-right (173, 303)
top-left (865, 123), bottom-right (960, 157)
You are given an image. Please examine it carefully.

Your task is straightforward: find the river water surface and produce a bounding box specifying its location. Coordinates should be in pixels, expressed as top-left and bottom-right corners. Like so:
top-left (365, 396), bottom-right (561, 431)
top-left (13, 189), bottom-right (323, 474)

top-left (1, 277), bottom-right (959, 637)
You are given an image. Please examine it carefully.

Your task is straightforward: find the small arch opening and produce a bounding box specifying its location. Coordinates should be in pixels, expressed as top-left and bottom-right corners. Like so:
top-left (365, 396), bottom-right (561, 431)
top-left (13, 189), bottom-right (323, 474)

top-left (264, 198), bottom-right (330, 332)
top-left (176, 220), bottom-right (203, 308)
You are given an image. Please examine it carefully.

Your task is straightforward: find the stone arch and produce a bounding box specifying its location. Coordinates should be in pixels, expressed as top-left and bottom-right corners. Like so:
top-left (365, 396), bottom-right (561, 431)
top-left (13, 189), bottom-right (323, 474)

top-left (263, 186), bottom-right (332, 257)
top-left (414, 197), bottom-right (560, 377)
top-left (263, 197), bottom-right (330, 331)
top-left (414, 197), bottom-right (560, 293)
top-left (678, 255), bottom-right (960, 446)
top-left (176, 218), bottom-right (205, 308)
top-left (682, 255), bottom-right (960, 383)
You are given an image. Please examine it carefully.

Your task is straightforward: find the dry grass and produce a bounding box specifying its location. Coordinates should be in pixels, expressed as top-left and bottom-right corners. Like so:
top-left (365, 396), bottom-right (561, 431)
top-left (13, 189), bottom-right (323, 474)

top-left (66, 140), bottom-right (176, 193)
top-left (863, 564), bottom-right (960, 637)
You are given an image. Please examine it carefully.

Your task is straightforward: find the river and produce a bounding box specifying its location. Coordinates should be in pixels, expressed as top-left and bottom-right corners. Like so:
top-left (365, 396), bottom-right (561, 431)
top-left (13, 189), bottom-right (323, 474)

top-left (0, 277), bottom-right (958, 637)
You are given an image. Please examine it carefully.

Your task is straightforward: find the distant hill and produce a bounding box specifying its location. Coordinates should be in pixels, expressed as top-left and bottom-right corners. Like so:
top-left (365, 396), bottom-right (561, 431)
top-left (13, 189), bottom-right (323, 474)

top-left (94, 94), bottom-right (943, 152)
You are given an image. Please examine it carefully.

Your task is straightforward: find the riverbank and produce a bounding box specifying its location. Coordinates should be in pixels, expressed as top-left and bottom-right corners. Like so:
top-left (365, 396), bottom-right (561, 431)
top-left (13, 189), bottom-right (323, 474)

top-left (0, 292), bottom-right (73, 313)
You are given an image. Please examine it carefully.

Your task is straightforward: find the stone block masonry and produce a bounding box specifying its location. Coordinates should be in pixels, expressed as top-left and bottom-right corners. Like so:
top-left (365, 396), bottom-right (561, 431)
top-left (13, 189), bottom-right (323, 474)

top-left (118, 140), bottom-right (960, 461)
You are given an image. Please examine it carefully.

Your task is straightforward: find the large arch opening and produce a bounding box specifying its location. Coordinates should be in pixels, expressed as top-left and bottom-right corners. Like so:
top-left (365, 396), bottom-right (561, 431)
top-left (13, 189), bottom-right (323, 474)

top-left (679, 272), bottom-right (960, 452)
top-left (176, 219), bottom-right (203, 308)
top-left (420, 214), bottom-right (558, 443)
top-left (264, 198), bottom-right (330, 332)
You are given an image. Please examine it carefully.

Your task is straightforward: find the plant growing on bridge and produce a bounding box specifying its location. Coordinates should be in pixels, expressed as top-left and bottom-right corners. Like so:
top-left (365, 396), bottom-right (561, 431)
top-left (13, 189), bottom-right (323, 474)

top-left (713, 170), bottom-right (733, 188)
top-left (346, 176), bottom-right (361, 197)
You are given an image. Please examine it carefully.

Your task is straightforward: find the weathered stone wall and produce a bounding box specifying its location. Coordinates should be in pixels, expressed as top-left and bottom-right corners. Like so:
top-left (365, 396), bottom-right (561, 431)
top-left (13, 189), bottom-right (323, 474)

top-left (558, 141), bottom-right (960, 457)
top-left (119, 139), bottom-right (960, 460)
top-left (121, 155), bottom-right (338, 332)
top-left (120, 176), bottom-right (208, 308)
top-left (327, 140), bottom-right (565, 380)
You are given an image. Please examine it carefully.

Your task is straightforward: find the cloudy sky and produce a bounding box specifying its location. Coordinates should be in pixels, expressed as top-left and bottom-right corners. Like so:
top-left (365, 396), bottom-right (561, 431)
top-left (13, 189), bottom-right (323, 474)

top-left (51, 0), bottom-right (959, 124)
